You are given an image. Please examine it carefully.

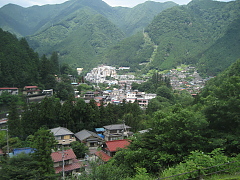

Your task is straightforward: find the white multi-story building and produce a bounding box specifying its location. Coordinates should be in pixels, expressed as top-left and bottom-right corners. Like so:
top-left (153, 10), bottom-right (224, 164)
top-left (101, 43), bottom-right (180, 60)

top-left (85, 65), bottom-right (117, 83)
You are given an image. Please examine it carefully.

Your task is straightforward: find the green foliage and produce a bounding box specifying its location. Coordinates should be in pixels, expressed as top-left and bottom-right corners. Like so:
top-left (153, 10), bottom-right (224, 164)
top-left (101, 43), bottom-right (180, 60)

top-left (0, 153), bottom-right (39, 180)
top-left (30, 127), bottom-right (57, 178)
top-left (144, 0), bottom-right (240, 75)
top-left (195, 59), bottom-right (240, 155)
top-left (0, 92), bottom-right (22, 106)
top-left (124, 168), bottom-right (155, 180)
top-left (156, 86), bottom-right (174, 100)
top-left (161, 149), bottom-right (233, 180)
top-left (77, 84), bottom-right (93, 93)
top-left (103, 32), bottom-right (154, 71)
top-left (78, 161), bottom-right (128, 180)
top-left (70, 141), bottom-right (89, 159)
top-left (55, 82), bottom-right (74, 101)
top-left (0, 29), bottom-right (40, 87)
top-left (7, 101), bottom-right (23, 138)
top-left (132, 72), bottom-right (171, 93)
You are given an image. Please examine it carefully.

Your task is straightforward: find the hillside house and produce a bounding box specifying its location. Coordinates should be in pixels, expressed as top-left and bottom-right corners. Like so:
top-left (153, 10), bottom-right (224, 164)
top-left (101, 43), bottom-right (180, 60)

top-left (0, 118), bottom-right (8, 129)
top-left (50, 127), bottom-right (76, 147)
top-left (75, 129), bottom-right (104, 147)
top-left (95, 139), bottom-right (130, 162)
top-left (103, 124), bottom-right (132, 141)
top-left (23, 86), bottom-right (41, 95)
top-left (51, 149), bottom-right (81, 175)
top-left (0, 87), bottom-right (18, 95)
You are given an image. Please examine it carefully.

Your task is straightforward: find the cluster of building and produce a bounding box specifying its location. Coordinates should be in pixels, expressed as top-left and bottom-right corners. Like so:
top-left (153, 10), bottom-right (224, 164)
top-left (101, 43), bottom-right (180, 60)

top-left (168, 66), bottom-right (213, 94)
top-left (82, 65), bottom-right (156, 107)
top-left (80, 65), bottom-right (212, 107)
top-left (85, 65), bottom-right (135, 85)
top-left (0, 123), bottom-right (134, 177)
top-left (83, 90), bottom-right (156, 108)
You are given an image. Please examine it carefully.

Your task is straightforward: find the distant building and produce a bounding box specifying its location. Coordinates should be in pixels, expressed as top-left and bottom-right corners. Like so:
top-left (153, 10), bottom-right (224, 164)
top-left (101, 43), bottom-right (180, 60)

top-left (0, 87), bottom-right (18, 95)
top-left (118, 67), bottom-right (130, 70)
top-left (23, 86), bottom-right (41, 95)
top-left (103, 124), bottom-right (133, 141)
top-left (77, 68), bottom-right (83, 75)
top-left (0, 118), bottom-right (8, 128)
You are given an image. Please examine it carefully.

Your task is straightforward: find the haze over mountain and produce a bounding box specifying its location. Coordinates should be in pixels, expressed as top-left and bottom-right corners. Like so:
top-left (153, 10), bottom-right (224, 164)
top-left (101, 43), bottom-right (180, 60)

top-left (0, 0), bottom-right (239, 75)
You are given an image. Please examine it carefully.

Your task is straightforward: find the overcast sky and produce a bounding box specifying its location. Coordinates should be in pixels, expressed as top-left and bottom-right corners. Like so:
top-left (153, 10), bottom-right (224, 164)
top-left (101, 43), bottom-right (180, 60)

top-left (0, 0), bottom-right (234, 8)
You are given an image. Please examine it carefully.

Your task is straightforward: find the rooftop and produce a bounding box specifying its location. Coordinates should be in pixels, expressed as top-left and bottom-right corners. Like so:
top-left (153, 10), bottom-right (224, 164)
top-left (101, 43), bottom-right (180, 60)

top-left (50, 127), bottom-right (74, 136)
top-left (105, 139), bottom-right (130, 152)
top-left (54, 159), bottom-right (82, 173)
top-left (95, 150), bottom-right (112, 162)
top-left (75, 129), bottom-right (103, 141)
top-left (103, 124), bottom-right (131, 130)
top-left (51, 149), bottom-right (76, 162)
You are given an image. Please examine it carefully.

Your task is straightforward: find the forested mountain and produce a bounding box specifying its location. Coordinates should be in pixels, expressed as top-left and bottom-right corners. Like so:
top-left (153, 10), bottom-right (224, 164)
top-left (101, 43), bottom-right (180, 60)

top-left (0, 29), bottom-right (40, 87)
top-left (0, 0), bottom-right (177, 37)
top-left (0, 0), bottom-right (177, 71)
top-left (27, 12), bottom-right (125, 68)
top-left (104, 0), bottom-right (240, 76)
top-left (1, 0), bottom-right (240, 76)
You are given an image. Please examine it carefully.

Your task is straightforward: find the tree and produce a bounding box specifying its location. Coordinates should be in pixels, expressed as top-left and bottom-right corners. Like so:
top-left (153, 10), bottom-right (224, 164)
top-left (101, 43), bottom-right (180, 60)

top-left (161, 149), bottom-right (235, 180)
top-left (7, 101), bottom-right (23, 139)
top-left (0, 153), bottom-right (39, 180)
top-left (50, 51), bottom-right (59, 75)
top-left (55, 81), bottom-right (74, 100)
top-left (156, 86), bottom-right (174, 101)
top-left (70, 141), bottom-right (89, 159)
top-left (30, 127), bottom-right (57, 178)
top-left (38, 97), bottom-right (59, 129)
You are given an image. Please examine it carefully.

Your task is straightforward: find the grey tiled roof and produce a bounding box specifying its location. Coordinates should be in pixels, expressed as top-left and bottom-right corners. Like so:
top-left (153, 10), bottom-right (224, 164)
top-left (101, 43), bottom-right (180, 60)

top-left (75, 129), bottom-right (103, 141)
top-left (50, 127), bottom-right (74, 136)
top-left (103, 124), bottom-right (131, 130)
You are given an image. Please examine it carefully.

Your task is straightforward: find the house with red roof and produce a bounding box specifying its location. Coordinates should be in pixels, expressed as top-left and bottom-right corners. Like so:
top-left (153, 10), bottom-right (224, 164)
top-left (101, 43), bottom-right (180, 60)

top-left (95, 139), bottom-right (130, 162)
top-left (23, 86), bottom-right (41, 95)
top-left (0, 87), bottom-right (18, 95)
top-left (51, 149), bottom-right (82, 175)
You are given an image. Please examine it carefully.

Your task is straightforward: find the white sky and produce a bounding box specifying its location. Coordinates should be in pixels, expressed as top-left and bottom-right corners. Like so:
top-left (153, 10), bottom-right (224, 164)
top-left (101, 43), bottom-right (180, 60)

top-left (0, 0), bottom-right (234, 8)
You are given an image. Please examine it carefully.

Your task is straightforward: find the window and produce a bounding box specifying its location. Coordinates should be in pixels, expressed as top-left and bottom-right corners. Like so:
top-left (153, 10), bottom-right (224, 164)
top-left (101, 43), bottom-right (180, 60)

top-left (64, 135), bottom-right (70, 139)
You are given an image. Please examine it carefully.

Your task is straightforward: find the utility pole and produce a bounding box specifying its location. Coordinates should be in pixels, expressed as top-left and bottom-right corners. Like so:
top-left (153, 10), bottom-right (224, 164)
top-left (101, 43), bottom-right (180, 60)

top-left (61, 140), bottom-right (66, 180)
top-left (62, 144), bottom-right (65, 180)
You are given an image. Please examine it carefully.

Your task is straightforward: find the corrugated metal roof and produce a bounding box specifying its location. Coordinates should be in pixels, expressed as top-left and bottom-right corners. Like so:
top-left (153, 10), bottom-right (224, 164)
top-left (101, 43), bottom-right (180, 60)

top-left (103, 124), bottom-right (131, 130)
top-left (50, 127), bottom-right (74, 136)
top-left (75, 129), bottom-right (103, 141)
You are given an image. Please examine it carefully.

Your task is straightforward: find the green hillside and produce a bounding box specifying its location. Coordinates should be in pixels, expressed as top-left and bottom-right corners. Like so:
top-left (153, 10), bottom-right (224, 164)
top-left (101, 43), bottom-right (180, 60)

top-left (0, 0), bottom-right (176, 37)
top-left (0, 0), bottom-right (177, 71)
top-left (104, 0), bottom-right (240, 76)
top-left (108, 1), bottom-right (178, 36)
top-left (0, 29), bottom-right (40, 87)
top-left (27, 8), bottom-right (125, 70)
top-left (146, 0), bottom-right (240, 75)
